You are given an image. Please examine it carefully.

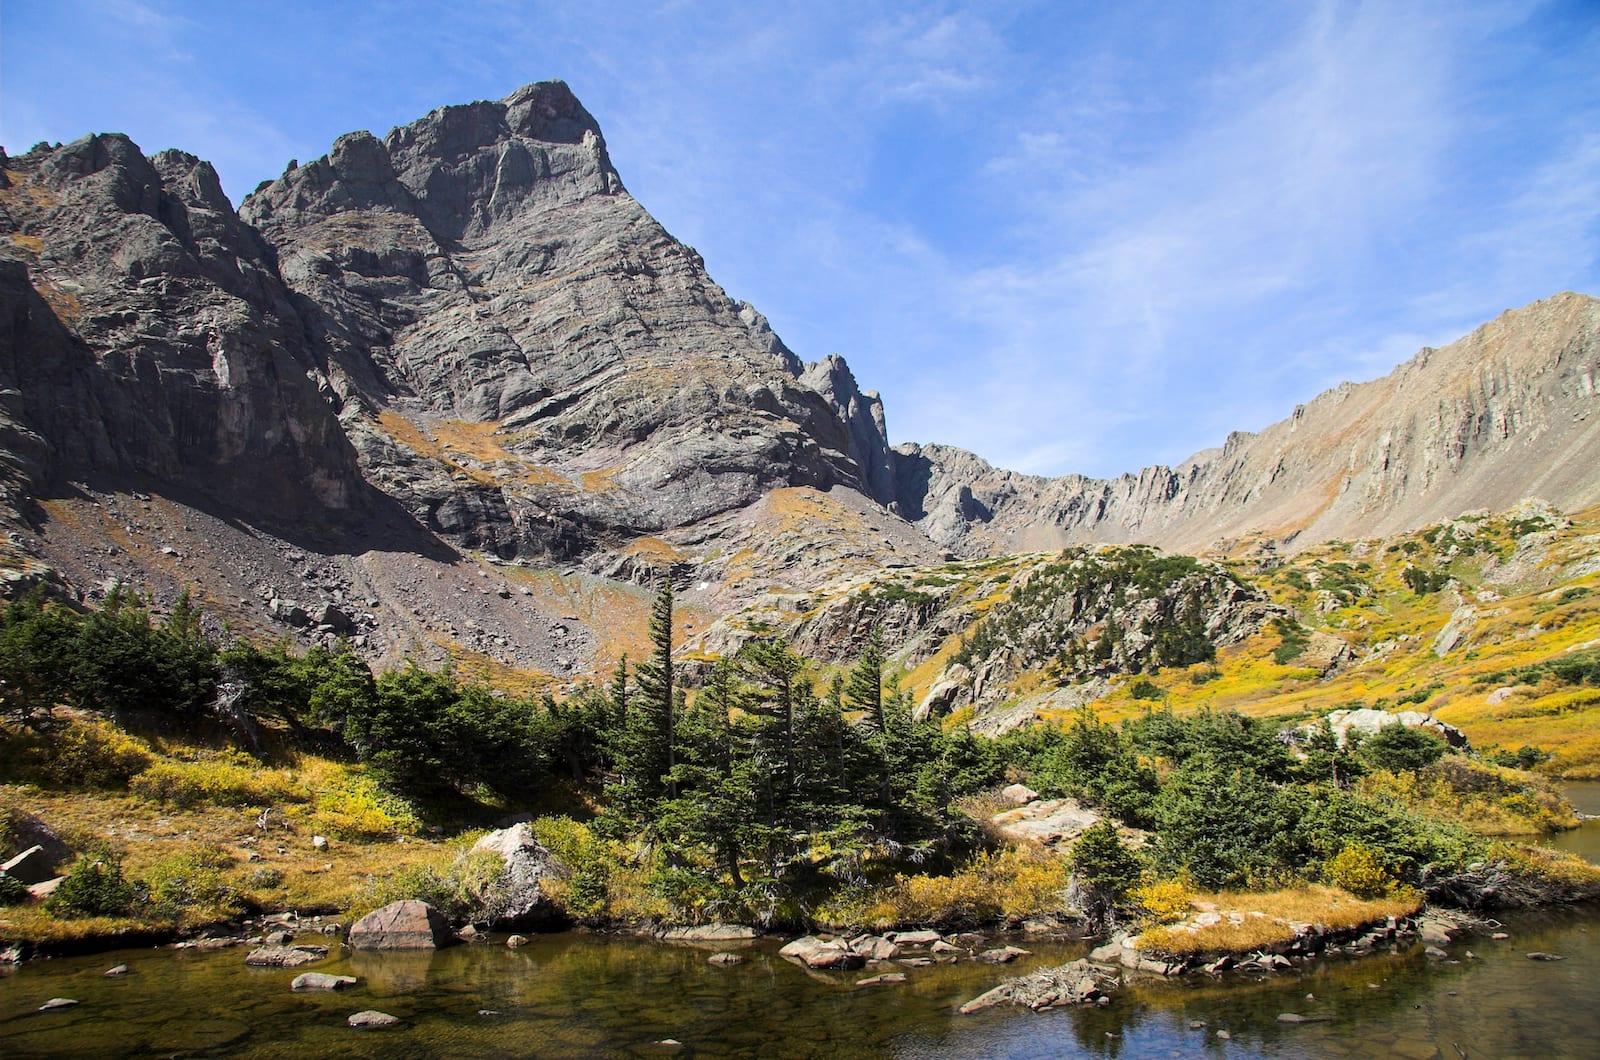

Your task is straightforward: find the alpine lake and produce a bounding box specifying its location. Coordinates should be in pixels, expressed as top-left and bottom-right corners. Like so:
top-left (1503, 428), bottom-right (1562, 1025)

top-left (4, 786), bottom-right (1598, 1059)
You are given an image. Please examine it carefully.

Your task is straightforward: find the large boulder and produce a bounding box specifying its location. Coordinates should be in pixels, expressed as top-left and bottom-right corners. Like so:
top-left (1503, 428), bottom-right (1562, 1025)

top-left (1, 813), bottom-right (72, 869)
top-left (1, 845), bottom-right (58, 885)
top-left (347, 900), bottom-right (453, 950)
top-left (778, 936), bottom-right (866, 970)
top-left (1314, 708), bottom-right (1468, 750)
top-left (989, 798), bottom-right (1102, 847)
top-left (467, 824), bottom-right (559, 928)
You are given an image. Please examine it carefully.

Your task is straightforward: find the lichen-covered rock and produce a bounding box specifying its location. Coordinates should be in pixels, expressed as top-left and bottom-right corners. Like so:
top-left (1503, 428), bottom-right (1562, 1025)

top-left (958, 959), bottom-right (1118, 1013)
top-left (989, 798), bottom-right (1102, 848)
top-left (467, 824), bottom-right (559, 928)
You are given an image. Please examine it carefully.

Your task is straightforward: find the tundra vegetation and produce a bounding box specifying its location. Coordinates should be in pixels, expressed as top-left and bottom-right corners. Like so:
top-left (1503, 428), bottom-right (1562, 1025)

top-left (3, 514), bottom-right (1598, 954)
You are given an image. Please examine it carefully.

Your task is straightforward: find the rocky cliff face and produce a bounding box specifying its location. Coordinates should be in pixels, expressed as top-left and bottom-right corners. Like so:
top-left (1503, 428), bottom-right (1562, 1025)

top-left (239, 81), bottom-right (888, 563)
top-left (896, 292), bottom-right (1600, 557)
top-left (0, 134), bottom-right (369, 529)
top-left (0, 82), bottom-right (923, 676)
top-left (1, 79), bottom-right (1596, 683)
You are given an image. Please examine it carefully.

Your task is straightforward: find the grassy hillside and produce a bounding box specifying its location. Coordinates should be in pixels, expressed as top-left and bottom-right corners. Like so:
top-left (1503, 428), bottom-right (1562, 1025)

top-left (844, 503), bottom-right (1600, 778)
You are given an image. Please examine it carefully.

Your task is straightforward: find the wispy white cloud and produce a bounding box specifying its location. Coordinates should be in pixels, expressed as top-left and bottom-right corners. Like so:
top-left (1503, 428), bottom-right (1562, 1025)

top-left (3, 0), bottom-right (1594, 479)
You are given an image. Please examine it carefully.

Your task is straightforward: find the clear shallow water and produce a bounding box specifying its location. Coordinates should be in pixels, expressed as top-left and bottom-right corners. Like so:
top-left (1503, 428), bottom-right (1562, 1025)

top-left (4, 796), bottom-right (1598, 1059)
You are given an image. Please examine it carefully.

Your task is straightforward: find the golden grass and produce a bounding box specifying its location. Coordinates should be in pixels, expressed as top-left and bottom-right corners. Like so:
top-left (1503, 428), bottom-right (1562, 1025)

top-left (623, 536), bottom-right (689, 563)
top-left (1008, 508), bottom-right (1600, 775)
top-left (8, 232), bottom-right (43, 253)
top-left (816, 846), bottom-right (1070, 931)
top-left (580, 467), bottom-right (622, 493)
top-left (428, 633), bottom-right (555, 699)
top-left (0, 906), bottom-right (155, 945)
top-left (1137, 884), bottom-right (1421, 957)
top-left (0, 169), bottom-right (59, 208)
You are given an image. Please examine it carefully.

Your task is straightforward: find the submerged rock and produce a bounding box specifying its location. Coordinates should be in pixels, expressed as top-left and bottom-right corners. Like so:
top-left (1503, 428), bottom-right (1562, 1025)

top-left (348, 1010), bottom-right (401, 1028)
top-left (244, 945), bottom-right (327, 968)
top-left (856, 972), bottom-right (907, 986)
top-left (104, 964), bottom-right (129, 977)
top-left (292, 972), bottom-right (358, 991)
top-left (978, 946), bottom-right (1031, 964)
top-left (707, 952), bottom-right (743, 966)
top-left (659, 923), bottom-right (758, 943)
top-left (37, 998), bottom-right (78, 1011)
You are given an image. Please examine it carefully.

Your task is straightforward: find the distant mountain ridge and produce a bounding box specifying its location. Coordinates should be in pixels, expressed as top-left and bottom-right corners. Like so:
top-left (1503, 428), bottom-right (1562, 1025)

top-left (1, 80), bottom-right (1596, 677)
top-left (892, 291), bottom-right (1600, 557)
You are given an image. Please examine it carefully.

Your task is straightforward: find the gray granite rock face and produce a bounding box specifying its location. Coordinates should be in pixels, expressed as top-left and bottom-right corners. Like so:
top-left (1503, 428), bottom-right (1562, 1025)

top-left (0, 135), bottom-right (369, 532)
top-left (240, 81), bottom-right (885, 560)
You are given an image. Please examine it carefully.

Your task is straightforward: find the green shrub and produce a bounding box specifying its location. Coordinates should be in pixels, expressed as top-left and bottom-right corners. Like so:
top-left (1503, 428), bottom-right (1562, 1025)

top-left (355, 862), bottom-right (459, 917)
top-left (531, 816), bottom-right (614, 919)
top-left (4, 719), bottom-right (152, 788)
top-left (1271, 618), bottom-right (1310, 665)
top-left (144, 846), bottom-right (240, 920)
top-left (1487, 746), bottom-right (1553, 770)
top-left (308, 768), bottom-right (421, 839)
top-left (47, 849), bottom-right (143, 918)
top-left (1068, 821), bottom-right (1141, 927)
top-left (1324, 842), bottom-right (1399, 899)
top-left (0, 871), bottom-right (29, 906)
top-left (1402, 566), bottom-right (1450, 595)
top-left (1128, 679), bottom-right (1162, 701)
top-left (1359, 724), bottom-right (1447, 773)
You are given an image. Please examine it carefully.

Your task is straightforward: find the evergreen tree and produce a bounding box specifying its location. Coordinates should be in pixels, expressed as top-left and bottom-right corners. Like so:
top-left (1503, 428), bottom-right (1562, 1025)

top-left (658, 660), bottom-right (762, 888)
top-left (845, 628), bottom-right (893, 819)
top-left (845, 628), bottom-right (886, 731)
top-left (739, 637), bottom-right (805, 821)
top-left (614, 581), bottom-right (677, 819)
top-left (608, 654), bottom-right (629, 728)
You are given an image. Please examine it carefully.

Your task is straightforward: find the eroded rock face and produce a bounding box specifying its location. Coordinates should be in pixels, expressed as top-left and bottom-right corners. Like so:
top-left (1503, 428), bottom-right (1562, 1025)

top-left (896, 293), bottom-right (1600, 558)
top-left (0, 136), bottom-right (370, 530)
top-left (347, 899), bottom-right (453, 950)
top-left (240, 81), bottom-right (884, 559)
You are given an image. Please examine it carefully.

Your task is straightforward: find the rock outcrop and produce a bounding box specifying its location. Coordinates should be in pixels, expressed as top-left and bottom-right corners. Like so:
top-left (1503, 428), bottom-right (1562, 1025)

top-left (1304, 707), bottom-right (1470, 750)
top-left (467, 823), bottom-right (558, 928)
top-left (239, 81), bottom-right (889, 560)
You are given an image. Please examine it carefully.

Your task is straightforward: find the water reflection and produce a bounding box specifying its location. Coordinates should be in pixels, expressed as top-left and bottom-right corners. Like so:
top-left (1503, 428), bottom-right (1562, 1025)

top-left (4, 789), bottom-right (1597, 1058)
top-left (3, 910), bottom-right (1597, 1059)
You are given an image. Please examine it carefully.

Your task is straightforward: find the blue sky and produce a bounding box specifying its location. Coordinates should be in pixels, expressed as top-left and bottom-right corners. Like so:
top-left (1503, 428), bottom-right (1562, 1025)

top-left (4, 1), bottom-right (1598, 478)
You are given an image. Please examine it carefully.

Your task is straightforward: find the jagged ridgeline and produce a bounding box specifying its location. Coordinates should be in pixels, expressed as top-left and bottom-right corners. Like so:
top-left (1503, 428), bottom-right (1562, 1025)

top-left (2, 79), bottom-right (1599, 691)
